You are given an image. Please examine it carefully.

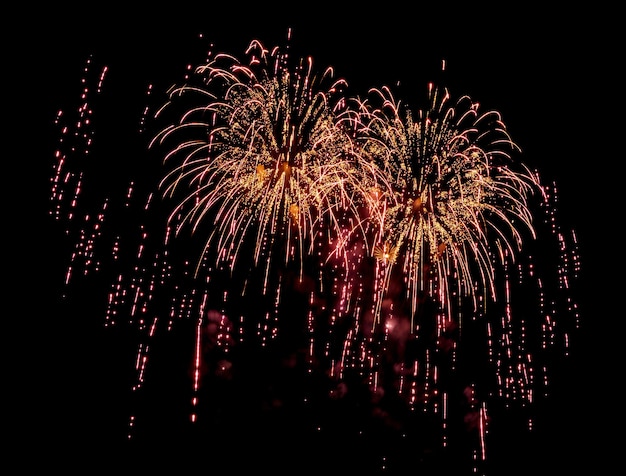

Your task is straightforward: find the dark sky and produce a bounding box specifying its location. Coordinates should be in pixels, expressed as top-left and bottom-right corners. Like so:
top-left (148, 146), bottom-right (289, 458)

top-left (11, 3), bottom-right (619, 474)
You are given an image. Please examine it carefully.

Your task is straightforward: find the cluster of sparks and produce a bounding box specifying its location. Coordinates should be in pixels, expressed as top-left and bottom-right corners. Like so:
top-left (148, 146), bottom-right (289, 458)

top-left (49, 31), bottom-right (581, 472)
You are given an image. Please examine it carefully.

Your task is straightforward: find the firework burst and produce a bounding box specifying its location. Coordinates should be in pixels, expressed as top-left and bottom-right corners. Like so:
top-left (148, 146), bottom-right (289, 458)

top-left (350, 79), bottom-right (543, 328)
top-left (151, 36), bottom-right (381, 281)
top-left (48, 31), bottom-right (581, 474)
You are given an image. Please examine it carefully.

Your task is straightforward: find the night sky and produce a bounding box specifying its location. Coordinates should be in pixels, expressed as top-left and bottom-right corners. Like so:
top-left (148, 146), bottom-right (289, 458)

top-left (11, 3), bottom-right (619, 474)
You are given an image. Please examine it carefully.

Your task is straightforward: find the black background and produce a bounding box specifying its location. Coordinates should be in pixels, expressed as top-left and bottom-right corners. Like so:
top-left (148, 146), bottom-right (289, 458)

top-left (10, 3), bottom-right (619, 474)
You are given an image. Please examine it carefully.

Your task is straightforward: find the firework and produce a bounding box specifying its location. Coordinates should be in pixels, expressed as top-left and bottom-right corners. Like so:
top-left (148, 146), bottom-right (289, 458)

top-left (49, 32), bottom-right (581, 474)
top-left (349, 80), bottom-right (543, 328)
top-left (151, 35), bottom-right (382, 281)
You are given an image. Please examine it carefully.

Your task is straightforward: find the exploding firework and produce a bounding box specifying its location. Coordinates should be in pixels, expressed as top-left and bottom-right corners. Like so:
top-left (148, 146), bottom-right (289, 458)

top-left (151, 36), bottom-right (382, 279)
top-left (48, 31), bottom-right (581, 474)
top-left (348, 79), bottom-right (542, 327)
